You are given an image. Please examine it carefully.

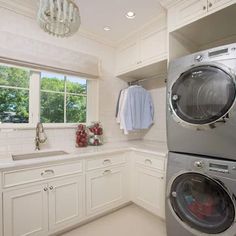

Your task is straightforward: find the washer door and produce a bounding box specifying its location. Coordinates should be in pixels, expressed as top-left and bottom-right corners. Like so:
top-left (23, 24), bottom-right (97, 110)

top-left (170, 173), bottom-right (235, 234)
top-left (170, 65), bottom-right (236, 125)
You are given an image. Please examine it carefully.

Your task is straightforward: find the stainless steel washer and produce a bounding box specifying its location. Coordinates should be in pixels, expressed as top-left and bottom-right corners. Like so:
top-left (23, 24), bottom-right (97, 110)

top-left (166, 152), bottom-right (236, 236)
top-left (167, 43), bottom-right (236, 160)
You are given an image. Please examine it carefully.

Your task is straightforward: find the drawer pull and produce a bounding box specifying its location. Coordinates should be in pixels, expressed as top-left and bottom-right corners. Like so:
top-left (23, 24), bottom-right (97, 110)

top-left (103, 170), bottom-right (112, 175)
top-left (41, 169), bottom-right (55, 177)
top-left (103, 159), bottom-right (111, 165)
top-left (49, 186), bottom-right (54, 190)
top-left (145, 159), bottom-right (152, 165)
top-left (43, 187), bottom-right (48, 192)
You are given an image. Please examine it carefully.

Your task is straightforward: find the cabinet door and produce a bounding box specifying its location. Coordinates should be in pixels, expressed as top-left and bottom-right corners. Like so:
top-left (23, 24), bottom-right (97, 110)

top-left (169, 0), bottom-right (208, 31)
top-left (0, 191), bottom-right (2, 236)
top-left (116, 40), bottom-right (139, 74)
top-left (208, 0), bottom-right (236, 11)
top-left (48, 175), bottom-right (84, 232)
top-left (133, 166), bottom-right (165, 218)
top-left (3, 184), bottom-right (48, 236)
top-left (86, 166), bottom-right (128, 216)
top-left (140, 28), bottom-right (167, 65)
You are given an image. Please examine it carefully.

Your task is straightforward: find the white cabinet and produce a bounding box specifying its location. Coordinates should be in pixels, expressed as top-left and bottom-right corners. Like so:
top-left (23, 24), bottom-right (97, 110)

top-left (116, 18), bottom-right (167, 76)
top-left (3, 184), bottom-right (48, 236)
top-left (140, 28), bottom-right (167, 66)
top-left (208, 0), bottom-right (236, 11)
top-left (168, 0), bottom-right (236, 32)
top-left (86, 166), bottom-right (128, 216)
top-left (168, 0), bottom-right (208, 32)
top-left (0, 191), bottom-right (2, 236)
top-left (133, 166), bottom-right (165, 219)
top-left (116, 40), bottom-right (139, 74)
top-left (3, 175), bottom-right (84, 236)
top-left (48, 176), bottom-right (84, 233)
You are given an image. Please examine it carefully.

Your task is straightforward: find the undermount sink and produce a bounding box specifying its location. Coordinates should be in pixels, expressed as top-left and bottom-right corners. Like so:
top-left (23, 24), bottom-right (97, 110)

top-left (12, 150), bottom-right (69, 161)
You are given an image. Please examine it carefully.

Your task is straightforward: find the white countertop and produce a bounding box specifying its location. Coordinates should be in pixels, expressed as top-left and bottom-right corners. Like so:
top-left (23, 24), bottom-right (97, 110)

top-left (0, 140), bottom-right (168, 171)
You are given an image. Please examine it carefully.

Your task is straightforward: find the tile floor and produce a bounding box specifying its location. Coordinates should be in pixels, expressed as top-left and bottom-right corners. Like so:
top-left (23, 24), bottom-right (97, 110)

top-left (62, 204), bottom-right (167, 236)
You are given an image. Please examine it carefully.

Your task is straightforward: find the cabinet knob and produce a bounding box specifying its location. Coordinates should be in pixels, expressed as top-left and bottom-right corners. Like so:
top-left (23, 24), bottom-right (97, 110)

top-left (209, 2), bottom-right (213, 7)
top-left (41, 169), bottom-right (55, 177)
top-left (43, 187), bottom-right (48, 192)
top-left (203, 6), bottom-right (206, 10)
top-left (103, 170), bottom-right (112, 175)
top-left (49, 186), bottom-right (54, 190)
top-left (145, 159), bottom-right (152, 165)
top-left (103, 159), bottom-right (111, 165)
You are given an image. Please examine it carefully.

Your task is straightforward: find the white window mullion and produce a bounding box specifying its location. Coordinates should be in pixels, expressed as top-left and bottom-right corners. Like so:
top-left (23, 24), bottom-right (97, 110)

top-left (64, 76), bottom-right (67, 123)
top-left (29, 71), bottom-right (41, 125)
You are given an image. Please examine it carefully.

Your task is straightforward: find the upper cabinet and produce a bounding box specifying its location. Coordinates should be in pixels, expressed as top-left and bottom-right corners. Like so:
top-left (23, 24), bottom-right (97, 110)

top-left (168, 0), bottom-right (208, 32)
top-left (116, 16), bottom-right (167, 78)
top-left (168, 0), bottom-right (236, 32)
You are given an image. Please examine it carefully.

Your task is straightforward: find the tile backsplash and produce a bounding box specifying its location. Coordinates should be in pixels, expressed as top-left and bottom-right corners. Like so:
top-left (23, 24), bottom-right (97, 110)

top-left (0, 128), bottom-right (77, 158)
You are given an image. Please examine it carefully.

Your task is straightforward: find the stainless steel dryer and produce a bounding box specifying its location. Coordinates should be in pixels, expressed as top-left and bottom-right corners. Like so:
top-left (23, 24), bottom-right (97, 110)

top-left (166, 152), bottom-right (236, 236)
top-left (167, 43), bottom-right (236, 160)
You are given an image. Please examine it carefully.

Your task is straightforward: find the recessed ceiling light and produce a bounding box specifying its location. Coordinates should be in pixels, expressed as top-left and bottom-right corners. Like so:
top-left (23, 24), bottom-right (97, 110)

top-left (104, 26), bottom-right (111, 31)
top-left (126, 11), bottom-right (136, 19)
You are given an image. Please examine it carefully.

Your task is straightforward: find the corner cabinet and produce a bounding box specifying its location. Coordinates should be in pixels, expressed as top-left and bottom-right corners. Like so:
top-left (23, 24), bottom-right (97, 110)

top-left (168, 0), bottom-right (236, 32)
top-left (86, 165), bottom-right (129, 217)
top-left (132, 152), bottom-right (166, 219)
top-left (116, 17), bottom-right (167, 77)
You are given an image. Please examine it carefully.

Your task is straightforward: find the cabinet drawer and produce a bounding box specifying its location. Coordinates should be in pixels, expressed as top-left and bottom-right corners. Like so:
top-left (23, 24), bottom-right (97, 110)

top-left (86, 153), bottom-right (127, 171)
top-left (3, 161), bottom-right (82, 188)
top-left (135, 152), bottom-right (165, 171)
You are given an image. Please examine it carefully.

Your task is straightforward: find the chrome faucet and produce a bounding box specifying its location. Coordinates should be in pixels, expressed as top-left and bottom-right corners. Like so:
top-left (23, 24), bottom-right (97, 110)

top-left (35, 122), bottom-right (47, 150)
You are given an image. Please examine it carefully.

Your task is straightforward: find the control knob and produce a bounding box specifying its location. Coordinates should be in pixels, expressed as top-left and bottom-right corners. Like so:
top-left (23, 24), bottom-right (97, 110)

top-left (195, 55), bottom-right (203, 62)
top-left (194, 161), bottom-right (204, 169)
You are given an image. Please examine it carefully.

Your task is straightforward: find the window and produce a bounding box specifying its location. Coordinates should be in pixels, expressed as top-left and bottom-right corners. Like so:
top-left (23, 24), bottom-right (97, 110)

top-left (40, 72), bottom-right (87, 123)
top-left (0, 65), bottom-right (30, 123)
top-left (0, 64), bottom-right (89, 126)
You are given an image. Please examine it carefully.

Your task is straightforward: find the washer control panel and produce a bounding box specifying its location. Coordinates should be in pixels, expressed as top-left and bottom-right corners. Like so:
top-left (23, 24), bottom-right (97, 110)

top-left (192, 159), bottom-right (236, 175)
top-left (209, 163), bottom-right (229, 174)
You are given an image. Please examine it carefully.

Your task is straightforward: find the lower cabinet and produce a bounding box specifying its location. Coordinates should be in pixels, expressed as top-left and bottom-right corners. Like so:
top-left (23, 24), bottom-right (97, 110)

top-left (3, 184), bottom-right (48, 236)
top-left (3, 175), bottom-right (84, 236)
top-left (48, 176), bottom-right (84, 233)
top-left (86, 166), bottom-right (128, 216)
top-left (133, 166), bottom-right (165, 219)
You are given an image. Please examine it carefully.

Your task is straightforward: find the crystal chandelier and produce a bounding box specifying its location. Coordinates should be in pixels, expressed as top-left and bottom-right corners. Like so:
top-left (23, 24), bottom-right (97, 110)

top-left (37, 0), bottom-right (81, 37)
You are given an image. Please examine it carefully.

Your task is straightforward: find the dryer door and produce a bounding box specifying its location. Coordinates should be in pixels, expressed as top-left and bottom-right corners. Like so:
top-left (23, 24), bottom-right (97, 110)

top-left (170, 173), bottom-right (235, 234)
top-left (170, 65), bottom-right (236, 125)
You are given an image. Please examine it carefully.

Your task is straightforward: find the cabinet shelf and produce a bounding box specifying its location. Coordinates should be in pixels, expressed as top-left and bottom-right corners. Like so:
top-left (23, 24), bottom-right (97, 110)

top-left (116, 56), bottom-right (168, 83)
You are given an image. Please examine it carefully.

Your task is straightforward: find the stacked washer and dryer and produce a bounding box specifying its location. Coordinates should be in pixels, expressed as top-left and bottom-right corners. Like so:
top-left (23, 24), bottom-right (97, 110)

top-left (166, 43), bottom-right (236, 236)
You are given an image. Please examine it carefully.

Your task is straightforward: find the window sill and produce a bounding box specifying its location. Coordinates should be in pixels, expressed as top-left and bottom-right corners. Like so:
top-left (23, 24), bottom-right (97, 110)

top-left (0, 123), bottom-right (84, 131)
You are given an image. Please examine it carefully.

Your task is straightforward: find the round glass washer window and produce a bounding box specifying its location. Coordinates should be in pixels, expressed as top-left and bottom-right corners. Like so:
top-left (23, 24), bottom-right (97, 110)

top-left (170, 173), bottom-right (235, 234)
top-left (171, 65), bottom-right (236, 125)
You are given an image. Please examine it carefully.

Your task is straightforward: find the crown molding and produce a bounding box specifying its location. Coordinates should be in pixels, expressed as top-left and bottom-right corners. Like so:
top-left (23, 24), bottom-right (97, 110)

top-left (0, 0), bottom-right (36, 18)
top-left (115, 12), bottom-right (167, 46)
top-left (158, 0), bottom-right (181, 9)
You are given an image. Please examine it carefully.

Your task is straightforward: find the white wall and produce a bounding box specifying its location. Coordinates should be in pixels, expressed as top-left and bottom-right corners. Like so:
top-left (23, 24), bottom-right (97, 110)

top-left (143, 86), bottom-right (167, 143)
top-left (0, 8), bottom-right (143, 158)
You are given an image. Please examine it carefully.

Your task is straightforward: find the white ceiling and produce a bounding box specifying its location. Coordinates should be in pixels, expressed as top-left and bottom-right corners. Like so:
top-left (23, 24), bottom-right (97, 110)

top-left (0, 0), bottom-right (166, 44)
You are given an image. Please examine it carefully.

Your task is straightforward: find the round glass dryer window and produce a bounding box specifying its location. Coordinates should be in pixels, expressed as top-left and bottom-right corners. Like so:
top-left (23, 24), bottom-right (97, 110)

top-left (171, 65), bottom-right (236, 125)
top-left (170, 173), bottom-right (235, 234)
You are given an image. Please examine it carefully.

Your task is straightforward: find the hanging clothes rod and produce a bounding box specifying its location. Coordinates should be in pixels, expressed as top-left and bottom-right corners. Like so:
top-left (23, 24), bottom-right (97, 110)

top-left (128, 73), bottom-right (167, 86)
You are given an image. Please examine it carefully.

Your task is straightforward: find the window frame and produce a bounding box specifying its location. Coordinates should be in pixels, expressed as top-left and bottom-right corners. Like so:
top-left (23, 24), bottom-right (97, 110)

top-left (0, 64), bottom-right (98, 129)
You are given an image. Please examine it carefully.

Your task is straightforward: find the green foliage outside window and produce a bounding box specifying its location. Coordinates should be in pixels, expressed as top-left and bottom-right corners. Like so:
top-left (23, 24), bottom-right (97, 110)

top-left (0, 65), bottom-right (87, 124)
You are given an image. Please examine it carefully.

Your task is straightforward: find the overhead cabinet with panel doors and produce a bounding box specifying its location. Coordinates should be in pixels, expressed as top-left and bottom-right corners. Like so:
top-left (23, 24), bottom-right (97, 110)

top-left (168, 0), bottom-right (236, 32)
top-left (116, 16), bottom-right (167, 77)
